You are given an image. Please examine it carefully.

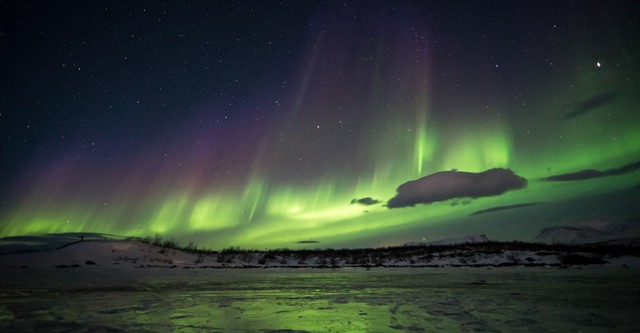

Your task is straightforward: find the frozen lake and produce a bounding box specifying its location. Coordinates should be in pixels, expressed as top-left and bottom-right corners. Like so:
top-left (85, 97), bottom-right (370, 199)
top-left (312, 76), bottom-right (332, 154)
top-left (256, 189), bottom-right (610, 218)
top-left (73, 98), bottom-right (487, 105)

top-left (1, 267), bottom-right (639, 332)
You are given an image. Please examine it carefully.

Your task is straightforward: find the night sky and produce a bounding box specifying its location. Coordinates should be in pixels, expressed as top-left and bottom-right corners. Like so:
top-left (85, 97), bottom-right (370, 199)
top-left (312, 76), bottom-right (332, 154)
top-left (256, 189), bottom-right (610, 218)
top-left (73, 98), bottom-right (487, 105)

top-left (2, 1), bottom-right (639, 249)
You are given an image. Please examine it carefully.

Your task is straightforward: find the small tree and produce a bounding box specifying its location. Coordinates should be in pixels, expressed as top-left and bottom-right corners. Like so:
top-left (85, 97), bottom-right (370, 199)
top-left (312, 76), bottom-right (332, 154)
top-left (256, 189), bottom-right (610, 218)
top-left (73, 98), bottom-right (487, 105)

top-left (153, 233), bottom-right (163, 246)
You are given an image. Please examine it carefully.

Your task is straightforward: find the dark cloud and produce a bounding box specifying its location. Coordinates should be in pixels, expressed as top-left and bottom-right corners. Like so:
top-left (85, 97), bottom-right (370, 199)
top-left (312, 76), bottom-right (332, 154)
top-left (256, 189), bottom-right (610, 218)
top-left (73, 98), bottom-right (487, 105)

top-left (387, 168), bottom-right (527, 209)
top-left (296, 240), bottom-right (319, 244)
top-left (471, 202), bottom-right (545, 215)
top-left (448, 198), bottom-right (474, 206)
top-left (541, 161), bottom-right (640, 181)
top-left (351, 197), bottom-right (381, 206)
top-left (563, 92), bottom-right (615, 120)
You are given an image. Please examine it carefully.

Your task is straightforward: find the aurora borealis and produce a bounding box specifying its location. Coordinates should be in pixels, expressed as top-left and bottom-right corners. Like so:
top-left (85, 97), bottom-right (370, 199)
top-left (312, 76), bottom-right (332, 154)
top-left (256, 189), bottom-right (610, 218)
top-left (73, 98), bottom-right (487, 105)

top-left (2, 1), bottom-right (639, 249)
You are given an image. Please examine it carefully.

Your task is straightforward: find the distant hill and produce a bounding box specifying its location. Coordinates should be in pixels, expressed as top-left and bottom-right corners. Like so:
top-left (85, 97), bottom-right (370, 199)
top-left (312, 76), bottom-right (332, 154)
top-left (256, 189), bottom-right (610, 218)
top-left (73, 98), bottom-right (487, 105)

top-left (0, 233), bottom-right (121, 254)
top-left (404, 234), bottom-right (490, 247)
top-left (532, 217), bottom-right (640, 245)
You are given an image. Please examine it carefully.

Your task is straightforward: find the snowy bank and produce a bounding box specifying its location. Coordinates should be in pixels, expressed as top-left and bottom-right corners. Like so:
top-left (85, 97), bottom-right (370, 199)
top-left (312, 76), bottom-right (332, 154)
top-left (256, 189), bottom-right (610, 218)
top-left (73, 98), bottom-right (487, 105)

top-left (1, 238), bottom-right (639, 270)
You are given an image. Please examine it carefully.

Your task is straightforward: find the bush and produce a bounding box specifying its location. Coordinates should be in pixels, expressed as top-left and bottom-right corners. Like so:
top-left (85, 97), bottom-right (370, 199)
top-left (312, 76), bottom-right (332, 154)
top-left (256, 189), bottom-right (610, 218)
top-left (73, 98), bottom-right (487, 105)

top-left (152, 233), bottom-right (163, 246)
top-left (162, 238), bottom-right (179, 249)
top-left (221, 246), bottom-right (244, 254)
top-left (560, 253), bottom-right (608, 265)
top-left (183, 241), bottom-right (194, 252)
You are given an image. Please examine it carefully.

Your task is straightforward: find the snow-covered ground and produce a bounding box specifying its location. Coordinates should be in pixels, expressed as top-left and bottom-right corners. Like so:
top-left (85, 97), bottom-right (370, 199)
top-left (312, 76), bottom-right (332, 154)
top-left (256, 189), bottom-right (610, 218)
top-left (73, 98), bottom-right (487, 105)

top-left (1, 239), bottom-right (639, 270)
top-left (2, 239), bottom-right (640, 332)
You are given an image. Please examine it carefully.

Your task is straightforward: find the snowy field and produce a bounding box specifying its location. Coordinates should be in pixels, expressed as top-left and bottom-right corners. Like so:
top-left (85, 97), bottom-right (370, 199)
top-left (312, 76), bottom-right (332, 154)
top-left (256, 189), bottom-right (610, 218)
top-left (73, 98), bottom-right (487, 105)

top-left (1, 267), bottom-right (639, 332)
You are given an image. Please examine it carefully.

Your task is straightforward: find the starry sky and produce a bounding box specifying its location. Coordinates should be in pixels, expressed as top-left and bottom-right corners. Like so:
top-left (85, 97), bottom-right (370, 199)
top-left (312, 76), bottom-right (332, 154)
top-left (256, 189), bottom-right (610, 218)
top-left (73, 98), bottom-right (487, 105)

top-left (1, 1), bottom-right (639, 249)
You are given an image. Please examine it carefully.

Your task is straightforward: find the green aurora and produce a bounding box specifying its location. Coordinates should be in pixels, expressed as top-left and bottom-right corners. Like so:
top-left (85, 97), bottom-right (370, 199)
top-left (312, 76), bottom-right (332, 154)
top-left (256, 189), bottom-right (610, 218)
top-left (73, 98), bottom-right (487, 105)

top-left (1, 2), bottom-right (639, 249)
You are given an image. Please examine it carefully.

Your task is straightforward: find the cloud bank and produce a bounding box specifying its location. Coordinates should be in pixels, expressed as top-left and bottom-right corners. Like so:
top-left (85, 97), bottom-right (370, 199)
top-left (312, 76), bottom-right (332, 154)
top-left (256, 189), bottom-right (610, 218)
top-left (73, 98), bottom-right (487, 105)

top-left (470, 202), bottom-right (545, 215)
top-left (296, 240), bottom-right (319, 244)
top-left (563, 92), bottom-right (615, 120)
top-left (387, 168), bottom-right (527, 208)
top-left (541, 161), bottom-right (640, 181)
top-left (351, 197), bottom-right (381, 206)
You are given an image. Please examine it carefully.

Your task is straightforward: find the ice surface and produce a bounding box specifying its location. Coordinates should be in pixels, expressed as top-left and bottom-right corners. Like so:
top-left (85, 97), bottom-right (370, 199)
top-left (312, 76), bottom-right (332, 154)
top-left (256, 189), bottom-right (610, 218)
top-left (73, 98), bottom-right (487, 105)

top-left (1, 267), bottom-right (639, 332)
